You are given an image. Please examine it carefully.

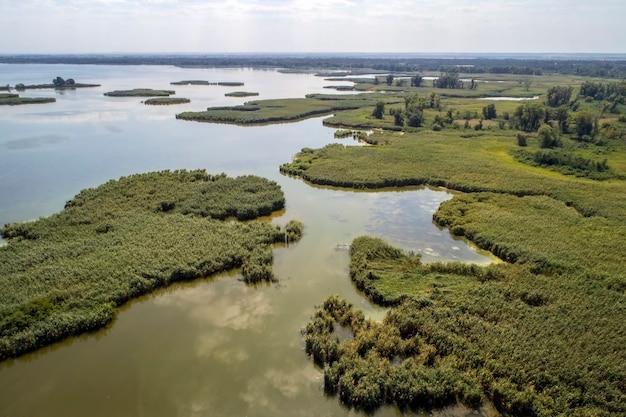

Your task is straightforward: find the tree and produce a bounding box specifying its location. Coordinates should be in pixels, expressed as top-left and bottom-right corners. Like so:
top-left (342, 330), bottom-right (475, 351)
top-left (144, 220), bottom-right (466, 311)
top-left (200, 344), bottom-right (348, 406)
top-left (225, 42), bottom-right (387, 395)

top-left (538, 124), bottom-right (559, 148)
top-left (427, 92), bottom-right (441, 110)
top-left (571, 109), bottom-right (595, 140)
top-left (553, 105), bottom-right (569, 133)
top-left (546, 86), bottom-right (573, 107)
top-left (433, 71), bottom-right (463, 89)
top-left (411, 75), bottom-right (423, 87)
top-left (52, 76), bottom-right (65, 86)
top-left (393, 111), bottom-right (405, 127)
top-left (513, 102), bottom-right (546, 132)
top-left (406, 109), bottom-right (424, 127)
top-left (482, 103), bottom-right (497, 120)
top-left (372, 101), bottom-right (385, 119)
top-left (386, 74), bottom-right (394, 86)
top-left (522, 77), bottom-right (532, 92)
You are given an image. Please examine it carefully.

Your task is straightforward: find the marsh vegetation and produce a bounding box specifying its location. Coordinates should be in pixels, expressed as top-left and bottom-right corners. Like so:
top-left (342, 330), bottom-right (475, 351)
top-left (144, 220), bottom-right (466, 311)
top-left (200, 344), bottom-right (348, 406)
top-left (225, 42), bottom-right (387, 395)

top-left (225, 91), bottom-right (259, 97)
top-left (144, 97), bottom-right (190, 105)
top-left (289, 68), bottom-right (626, 416)
top-left (2, 58), bottom-right (626, 417)
top-left (0, 93), bottom-right (55, 105)
top-left (104, 88), bottom-right (175, 97)
top-left (0, 170), bottom-right (301, 359)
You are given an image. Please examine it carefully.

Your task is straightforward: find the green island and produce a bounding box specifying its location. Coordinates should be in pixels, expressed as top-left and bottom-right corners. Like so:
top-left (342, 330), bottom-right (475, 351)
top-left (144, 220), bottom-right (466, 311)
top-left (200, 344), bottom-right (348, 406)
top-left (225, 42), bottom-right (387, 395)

top-left (225, 91), bottom-right (259, 97)
top-left (324, 85), bottom-right (355, 91)
top-left (14, 76), bottom-right (100, 90)
top-left (0, 92), bottom-right (55, 105)
top-left (0, 170), bottom-right (303, 360)
top-left (144, 97), bottom-right (190, 105)
top-left (278, 73), bottom-right (626, 416)
top-left (104, 88), bottom-right (175, 97)
top-left (176, 94), bottom-right (402, 125)
top-left (171, 80), bottom-right (244, 86)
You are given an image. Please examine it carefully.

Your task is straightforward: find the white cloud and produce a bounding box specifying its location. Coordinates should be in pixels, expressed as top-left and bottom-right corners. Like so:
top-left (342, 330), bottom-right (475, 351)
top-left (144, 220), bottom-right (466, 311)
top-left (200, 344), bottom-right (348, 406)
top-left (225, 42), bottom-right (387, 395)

top-left (1, 0), bottom-right (625, 53)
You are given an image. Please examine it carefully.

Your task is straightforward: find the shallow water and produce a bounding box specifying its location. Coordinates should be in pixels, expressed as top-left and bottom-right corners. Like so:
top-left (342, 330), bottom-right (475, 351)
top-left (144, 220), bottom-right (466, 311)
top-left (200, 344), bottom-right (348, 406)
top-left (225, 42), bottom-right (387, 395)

top-left (0, 65), bottom-right (495, 417)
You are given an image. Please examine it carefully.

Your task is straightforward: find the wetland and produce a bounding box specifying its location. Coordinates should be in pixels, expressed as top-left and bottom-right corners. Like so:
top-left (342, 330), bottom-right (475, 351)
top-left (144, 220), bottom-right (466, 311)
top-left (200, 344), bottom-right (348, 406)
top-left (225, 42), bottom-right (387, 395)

top-left (1, 60), bottom-right (625, 417)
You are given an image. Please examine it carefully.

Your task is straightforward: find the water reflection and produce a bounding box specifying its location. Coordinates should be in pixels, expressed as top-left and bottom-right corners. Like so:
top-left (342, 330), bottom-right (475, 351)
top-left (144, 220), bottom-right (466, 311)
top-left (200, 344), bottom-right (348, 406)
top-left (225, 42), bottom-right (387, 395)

top-left (2, 134), bottom-right (69, 150)
top-left (155, 281), bottom-right (274, 331)
top-left (0, 64), bottom-right (499, 417)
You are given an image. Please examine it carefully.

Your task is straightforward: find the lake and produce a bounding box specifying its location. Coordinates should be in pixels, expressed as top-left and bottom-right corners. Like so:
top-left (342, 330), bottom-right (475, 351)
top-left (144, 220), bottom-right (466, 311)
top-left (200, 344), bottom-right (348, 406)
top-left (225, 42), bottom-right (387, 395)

top-left (0, 64), bottom-right (494, 417)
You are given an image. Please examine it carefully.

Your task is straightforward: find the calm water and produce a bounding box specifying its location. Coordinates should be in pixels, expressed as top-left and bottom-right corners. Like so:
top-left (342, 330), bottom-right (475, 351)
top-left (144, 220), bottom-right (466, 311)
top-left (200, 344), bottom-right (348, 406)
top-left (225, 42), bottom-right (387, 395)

top-left (0, 65), bottom-right (494, 417)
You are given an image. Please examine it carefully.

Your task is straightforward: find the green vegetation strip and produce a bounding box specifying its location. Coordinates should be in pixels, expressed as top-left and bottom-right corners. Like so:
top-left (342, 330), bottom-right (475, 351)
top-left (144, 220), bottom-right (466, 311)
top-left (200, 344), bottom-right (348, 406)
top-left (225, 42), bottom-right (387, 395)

top-left (0, 170), bottom-right (303, 360)
top-left (176, 94), bottom-right (402, 125)
top-left (0, 95), bottom-right (56, 105)
top-left (104, 88), bottom-right (175, 97)
top-left (225, 91), bottom-right (259, 97)
top-left (305, 237), bottom-right (625, 416)
top-left (171, 80), bottom-right (244, 86)
top-left (144, 97), bottom-right (190, 105)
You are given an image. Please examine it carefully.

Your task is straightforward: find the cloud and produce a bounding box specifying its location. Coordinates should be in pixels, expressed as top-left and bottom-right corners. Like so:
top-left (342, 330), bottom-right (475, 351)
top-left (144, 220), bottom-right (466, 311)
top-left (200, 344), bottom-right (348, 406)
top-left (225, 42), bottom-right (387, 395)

top-left (154, 281), bottom-right (274, 331)
top-left (1, 0), bottom-right (625, 52)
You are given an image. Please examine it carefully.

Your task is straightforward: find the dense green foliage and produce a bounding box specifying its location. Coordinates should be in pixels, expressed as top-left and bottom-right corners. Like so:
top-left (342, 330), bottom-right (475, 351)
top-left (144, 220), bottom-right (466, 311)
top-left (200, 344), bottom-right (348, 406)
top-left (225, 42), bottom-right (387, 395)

top-left (144, 97), bottom-right (190, 105)
top-left (304, 237), bottom-right (626, 416)
top-left (289, 73), bottom-right (626, 415)
top-left (104, 88), bottom-right (175, 97)
top-left (224, 91), bottom-right (259, 97)
top-left (176, 94), bottom-right (395, 125)
top-left (579, 80), bottom-right (626, 102)
top-left (512, 149), bottom-right (611, 179)
top-left (0, 170), bottom-right (301, 359)
top-left (545, 85), bottom-right (573, 107)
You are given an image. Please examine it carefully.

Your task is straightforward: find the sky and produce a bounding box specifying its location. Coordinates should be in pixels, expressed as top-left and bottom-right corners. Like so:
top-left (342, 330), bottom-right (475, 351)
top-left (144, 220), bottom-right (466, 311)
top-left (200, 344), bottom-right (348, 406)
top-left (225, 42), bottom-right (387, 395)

top-left (1, 0), bottom-right (625, 54)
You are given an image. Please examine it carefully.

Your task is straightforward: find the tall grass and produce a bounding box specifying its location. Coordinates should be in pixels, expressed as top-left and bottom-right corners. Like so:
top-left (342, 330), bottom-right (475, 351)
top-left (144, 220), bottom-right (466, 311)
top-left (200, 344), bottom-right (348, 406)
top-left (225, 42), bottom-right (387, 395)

top-left (304, 237), bottom-right (626, 415)
top-left (298, 76), bottom-right (626, 416)
top-left (0, 170), bottom-right (301, 359)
